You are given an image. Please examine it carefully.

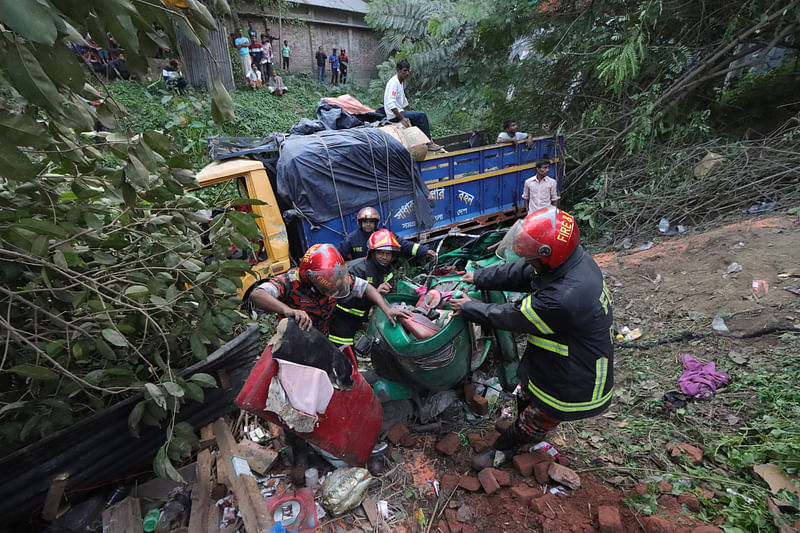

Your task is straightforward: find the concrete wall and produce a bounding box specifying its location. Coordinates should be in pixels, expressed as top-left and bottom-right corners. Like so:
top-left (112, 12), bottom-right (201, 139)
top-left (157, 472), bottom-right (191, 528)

top-left (236, 3), bottom-right (384, 82)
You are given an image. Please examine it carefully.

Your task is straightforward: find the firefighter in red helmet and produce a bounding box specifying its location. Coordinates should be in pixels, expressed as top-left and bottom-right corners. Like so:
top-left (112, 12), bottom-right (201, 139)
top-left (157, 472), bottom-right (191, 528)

top-left (328, 229), bottom-right (401, 346)
top-left (249, 243), bottom-right (410, 333)
top-left (450, 207), bottom-right (614, 457)
top-left (339, 206), bottom-right (437, 261)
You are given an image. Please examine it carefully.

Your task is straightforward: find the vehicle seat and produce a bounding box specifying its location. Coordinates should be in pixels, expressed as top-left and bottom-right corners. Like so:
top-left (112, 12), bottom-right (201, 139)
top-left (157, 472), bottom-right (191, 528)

top-left (399, 313), bottom-right (441, 341)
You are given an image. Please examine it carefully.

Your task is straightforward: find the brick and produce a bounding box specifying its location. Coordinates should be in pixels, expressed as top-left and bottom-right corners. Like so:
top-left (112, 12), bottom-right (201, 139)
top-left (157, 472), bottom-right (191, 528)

top-left (441, 473), bottom-right (460, 492)
top-left (634, 482), bottom-right (649, 495)
top-left (472, 440), bottom-right (489, 453)
top-left (530, 495), bottom-right (557, 519)
top-left (495, 419), bottom-right (513, 432)
top-left (470, 395), bottom-right (489, 415)
top-left (400, 434), bottom-right (417, 448)
top-left (437, 520), bottom-right (451, 533)
top-left (478, 468), bottom-right (501, 495)
top-left (533, 461), bottom-right (550, 485)
top-left (445, 510), bottom-right (462, 533)
top-left (658, 480), bottom-right (673, 493)
top-left (597, 505), bottom-right (623, 533)
top-left (641, 516), bottom-right (674, 533)
top-left (491, 468), bottom-right (511, 487)
top-left (467, 433), bottom-right (488, 453)
top-left (667, 442), bottom-right (704, 465)
top-left (463, 383), bottom-right (477, 401)
top-left (436, 433), bottom-right (462, 456)
top-left (467, 433), bottom-right (482, 447)
top-left (530, 449), bottom-right (554, 465)
top-left (483, 430), bottom-right (501, 448)
top-left (513, 453), bottom-right (536, 477)
top-left (510, 484), bottom-right (538, 504)
top-left (458, 476), bottom-right (481, 492)
top-left (460, 526), bottom-right (477, 533)
top-left (386, 422), bottom-right (410, 445)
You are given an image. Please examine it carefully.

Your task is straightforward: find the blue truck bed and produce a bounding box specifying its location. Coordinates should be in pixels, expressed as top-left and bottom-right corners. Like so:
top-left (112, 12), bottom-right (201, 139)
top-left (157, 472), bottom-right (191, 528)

top-left (297, 134), bottom-right (564, 248)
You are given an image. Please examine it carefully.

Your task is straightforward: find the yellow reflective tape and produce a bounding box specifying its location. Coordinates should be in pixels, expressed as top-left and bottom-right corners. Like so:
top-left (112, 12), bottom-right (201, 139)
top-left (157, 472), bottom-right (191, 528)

top-left (384, 272), bottom-right (394, 282)
top-left (526, 334), bottom-right (568, 356)
top-left (336, 304), bottom-right (366, 317)
top-left (592, 357), bottom-right (609, 401)
top-left (412, 243), bottom-right (420, 255)
top-left (328, 334), bottom-right (354, 345)
top-left (527, 380), bottom-right (612, 413)
top-left (520, 296), bottom-right (554, 335)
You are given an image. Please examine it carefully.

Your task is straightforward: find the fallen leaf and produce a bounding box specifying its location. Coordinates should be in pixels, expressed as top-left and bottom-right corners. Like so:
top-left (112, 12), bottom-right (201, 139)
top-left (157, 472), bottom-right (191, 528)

top-left (616, 420), bottom-right (629, 428)
top-left (728, 350), bottom-right (749, 365)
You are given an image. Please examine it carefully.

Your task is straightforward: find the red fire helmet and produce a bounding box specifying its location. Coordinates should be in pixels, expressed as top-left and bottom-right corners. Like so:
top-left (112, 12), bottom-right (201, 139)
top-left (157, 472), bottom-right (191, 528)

top-left (511, 207), bottom-right (579, 268)
top-left (297, 244), bottom-right (351, 297)
top-left (367, 229), bottom-right (400, 252)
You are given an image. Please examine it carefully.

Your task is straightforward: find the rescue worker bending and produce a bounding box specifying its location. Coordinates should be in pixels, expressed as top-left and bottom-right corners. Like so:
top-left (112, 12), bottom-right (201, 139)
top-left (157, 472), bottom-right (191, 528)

top-left (249, 243), bottom-right (410, 334)
top-left (450, 208), bottom-right (614, 453)
top-left (328, 229), bottom-right (401, 346)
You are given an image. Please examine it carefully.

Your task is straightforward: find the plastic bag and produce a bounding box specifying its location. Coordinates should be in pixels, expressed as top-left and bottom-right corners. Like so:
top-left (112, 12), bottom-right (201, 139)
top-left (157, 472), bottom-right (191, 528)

top-left (320, 467), bottom-right (372, 516)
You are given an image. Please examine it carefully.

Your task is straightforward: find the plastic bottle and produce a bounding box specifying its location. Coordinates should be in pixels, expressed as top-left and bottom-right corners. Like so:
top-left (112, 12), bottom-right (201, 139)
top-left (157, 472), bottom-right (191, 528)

top-left (142, 508), bottom-right (160, 532)
top-left (304, 467), bottom-right (319, 489)
top-left (657, 218), bottom-right (669, 233)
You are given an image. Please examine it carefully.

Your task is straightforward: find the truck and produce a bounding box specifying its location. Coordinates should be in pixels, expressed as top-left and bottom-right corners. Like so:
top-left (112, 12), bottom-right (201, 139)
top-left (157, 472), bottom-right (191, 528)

top-left (195, 127), bottom-right (564, 298)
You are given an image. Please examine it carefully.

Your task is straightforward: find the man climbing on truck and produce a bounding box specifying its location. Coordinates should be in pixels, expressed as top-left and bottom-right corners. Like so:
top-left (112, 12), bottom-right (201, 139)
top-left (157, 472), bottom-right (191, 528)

top-left (450, 207), bottom-right (614, 461)
top-left (339, 207), bottom-right (437, 262)
top-left (248, 243), bottom-right (410, 334)
top-left (329, 229), bottom-right (402, 346)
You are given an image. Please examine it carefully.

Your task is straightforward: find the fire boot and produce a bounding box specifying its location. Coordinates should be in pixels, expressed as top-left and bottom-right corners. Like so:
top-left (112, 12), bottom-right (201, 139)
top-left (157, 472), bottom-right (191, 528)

top-left (494, 420), bottom-right (530, 451)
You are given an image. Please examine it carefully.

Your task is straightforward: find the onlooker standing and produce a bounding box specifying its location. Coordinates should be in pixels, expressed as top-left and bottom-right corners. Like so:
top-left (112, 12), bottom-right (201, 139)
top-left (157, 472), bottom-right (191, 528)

top-left (247, 23), bottom-right (258, 44)
top-left (315, 46), bottom-right (326, 84)
top-left (329, 48), bottom-right (339, 85)
top-left (281, 40), bottom-right (290, 70)
top-left (260, 35), bottom-right (273, 80)
top-left (521, 159), bottom-right (559, 214)
top-left (249, 38), bottom-right (263, 70)
top-left (338, 48), bottom-right (349, 84)
top-left (234, 29), bottom-right (252, 84)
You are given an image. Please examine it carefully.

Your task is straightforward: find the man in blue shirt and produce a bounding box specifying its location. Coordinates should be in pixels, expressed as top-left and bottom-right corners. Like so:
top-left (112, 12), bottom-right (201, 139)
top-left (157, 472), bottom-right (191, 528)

top-left (234, 29), bottom-right (251, 85)
top-left (329, 48), bottom-right (339, 85)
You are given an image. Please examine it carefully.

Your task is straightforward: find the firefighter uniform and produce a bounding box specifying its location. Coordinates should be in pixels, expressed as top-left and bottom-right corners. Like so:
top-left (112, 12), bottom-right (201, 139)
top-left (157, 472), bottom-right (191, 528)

top-left (254, 269), bottom-right (368, 335)
top-left (461, 245), bottom-right (614, 422)
top-left (339, 228), bottom-right (431, 261)
top-left (328, 257), bottom-right (395, 346)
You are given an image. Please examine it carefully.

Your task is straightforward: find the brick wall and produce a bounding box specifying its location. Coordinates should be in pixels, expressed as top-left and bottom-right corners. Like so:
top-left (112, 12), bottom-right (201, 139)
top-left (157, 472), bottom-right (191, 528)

top-left (236, 4), bottom-right (384, 82)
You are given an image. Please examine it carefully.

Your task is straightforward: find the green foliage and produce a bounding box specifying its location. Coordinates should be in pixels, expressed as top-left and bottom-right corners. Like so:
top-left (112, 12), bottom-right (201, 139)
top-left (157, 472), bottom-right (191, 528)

top-left (0, 0), bottom-right (246, 480)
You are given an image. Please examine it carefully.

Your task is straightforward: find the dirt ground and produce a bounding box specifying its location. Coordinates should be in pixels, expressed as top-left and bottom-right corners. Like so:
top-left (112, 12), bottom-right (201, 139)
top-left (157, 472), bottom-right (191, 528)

top-left (314, 215), bottom-right (800, 533)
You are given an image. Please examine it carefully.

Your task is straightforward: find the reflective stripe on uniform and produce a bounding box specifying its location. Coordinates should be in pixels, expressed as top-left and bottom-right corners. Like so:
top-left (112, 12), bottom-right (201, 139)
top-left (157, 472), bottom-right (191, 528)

top-left (411, 243), bottom-right (420, 255)
top-left (520, 296), bottom-right (554, 334)
top-left (328, 334), bottom-right (354, 345)
top-left (527, 334), bottom-right (568, 356)
top-left (336, 304), bottom-right (366, 317)
top-left (528, 376), bottom-right (612, 413)
top-left (591, 357), bottom-right (609, 401)
top-left (384, 273), bottom-right (394, 282)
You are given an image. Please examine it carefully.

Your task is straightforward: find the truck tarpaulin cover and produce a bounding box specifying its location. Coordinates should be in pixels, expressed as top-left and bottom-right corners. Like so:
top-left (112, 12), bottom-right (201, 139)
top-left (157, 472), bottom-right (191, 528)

top-left (276, 128), bottom-right (434, 230)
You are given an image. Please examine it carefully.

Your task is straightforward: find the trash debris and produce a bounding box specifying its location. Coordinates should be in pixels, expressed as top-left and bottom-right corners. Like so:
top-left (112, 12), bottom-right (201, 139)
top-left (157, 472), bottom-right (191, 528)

top-left (753, 464), bottom-right (800, 509)
top-left (777, 271), bottom-right (800, 279)
top-left (782, 285), bottom-right (800, 297)
top-left (732, 241), bottom-right (745, 249)
top-left (726, 488), bottom-right (755, 504)
top-left (746, 201), bottom-right (777, 214)
top-left (616, 326), bottom-right (642, 342)
top-left (419, 389), bottom-right (459, 422)
top-left (549, 486), bottom-right (570, 496)
top-left (711, 314), bottom-right (729, 332)
top-left (530, 441), bottom-right (561, 457)
top-left (678, 354), bottom-right (729, 400)
top-left (266, 487), bottom-right (317, 531)
top-left (665, 225), bottom-right (688, 236)
top-left (726, 262), bottom-right (743, 274)
top-left (658, 218), bottom-right (670, 233)
top-left (639, 241), bottom-right (654, 251)
top-left (752, 280), bottom-right (770, 293)
top-left (663, 391), bottom-right (689, 409)
top-left (415, 508), bottom-right (426, 529)
top-left (727, 350), bottom-right (749, 365)
top-left (320, 467), bottom-right (372, 516)
top-left (377, 500), bottom-right (389, 520)
top-left (142, 508), bottom-right (160, 532)
top-left (304, 468), bottom-right (319, 490)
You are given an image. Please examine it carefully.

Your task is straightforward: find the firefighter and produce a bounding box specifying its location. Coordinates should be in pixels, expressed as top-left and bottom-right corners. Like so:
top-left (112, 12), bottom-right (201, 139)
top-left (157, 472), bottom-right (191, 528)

top-left (328, 229), bottom-right (401, 346)
top-left (450, 207), bottom-right (614, 455)
top-left (339, 207), bottom-right (437, 261)
top-left (249, 243), bottom-right (410, 333)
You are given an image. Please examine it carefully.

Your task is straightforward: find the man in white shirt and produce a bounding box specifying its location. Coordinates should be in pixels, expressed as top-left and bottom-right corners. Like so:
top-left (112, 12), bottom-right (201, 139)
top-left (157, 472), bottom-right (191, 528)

top-left (497, 118), bottom-right (534, 146)
top-left (383, 59), bottom-right (443, 152)
top-left (521, 159), bottom-right (560, 215)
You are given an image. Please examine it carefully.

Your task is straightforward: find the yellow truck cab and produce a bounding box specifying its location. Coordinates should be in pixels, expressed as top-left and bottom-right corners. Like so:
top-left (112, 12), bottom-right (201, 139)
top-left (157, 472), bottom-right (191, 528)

top-left (195, 159), bottom-right (291, 298)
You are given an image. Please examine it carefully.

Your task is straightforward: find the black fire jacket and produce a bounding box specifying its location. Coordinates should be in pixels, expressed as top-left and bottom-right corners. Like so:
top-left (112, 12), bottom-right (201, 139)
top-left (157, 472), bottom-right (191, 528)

top-left (461, 245), bottom-right (614, 421)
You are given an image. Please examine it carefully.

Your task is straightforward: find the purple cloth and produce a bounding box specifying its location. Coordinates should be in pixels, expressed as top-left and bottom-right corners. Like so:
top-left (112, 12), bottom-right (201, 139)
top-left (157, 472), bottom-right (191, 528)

top-left (678, 353), bottom-right (729, 400)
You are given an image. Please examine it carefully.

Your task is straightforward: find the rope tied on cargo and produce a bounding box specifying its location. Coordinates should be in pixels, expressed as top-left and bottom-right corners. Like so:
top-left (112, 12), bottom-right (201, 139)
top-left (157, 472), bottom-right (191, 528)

top-left (313, 133), bottom-right (347, 233)
top-left (358, 130), bottom-right (389, 226)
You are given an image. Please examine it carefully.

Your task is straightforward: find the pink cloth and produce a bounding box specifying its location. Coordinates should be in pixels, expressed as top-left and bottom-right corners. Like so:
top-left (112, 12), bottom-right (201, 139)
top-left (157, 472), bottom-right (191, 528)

top-left (678, 353), bottom-right (729, 400)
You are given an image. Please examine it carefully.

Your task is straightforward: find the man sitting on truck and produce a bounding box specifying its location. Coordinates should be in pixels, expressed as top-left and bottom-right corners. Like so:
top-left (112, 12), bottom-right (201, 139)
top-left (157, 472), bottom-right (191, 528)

top-left (383, 59), bottom-right (443, 152)
top-left (497, 118), bottom-right (534, 146)
top-left (339, 207), bottom-right (437, 262)
top-left (248, 243), bottom-right (410, 335)
top-left (329, 229), bottom-right (401, 346)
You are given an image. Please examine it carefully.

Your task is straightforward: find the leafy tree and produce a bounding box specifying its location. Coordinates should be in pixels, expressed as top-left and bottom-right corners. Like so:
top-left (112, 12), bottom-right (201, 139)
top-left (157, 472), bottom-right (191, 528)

top-left (0, 0), bottom-right (259, 477)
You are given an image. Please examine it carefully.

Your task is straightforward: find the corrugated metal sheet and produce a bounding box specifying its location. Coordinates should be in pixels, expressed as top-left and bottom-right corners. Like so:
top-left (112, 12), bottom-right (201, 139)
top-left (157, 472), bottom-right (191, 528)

top-left (288, 0), bottom-right (368, 14)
